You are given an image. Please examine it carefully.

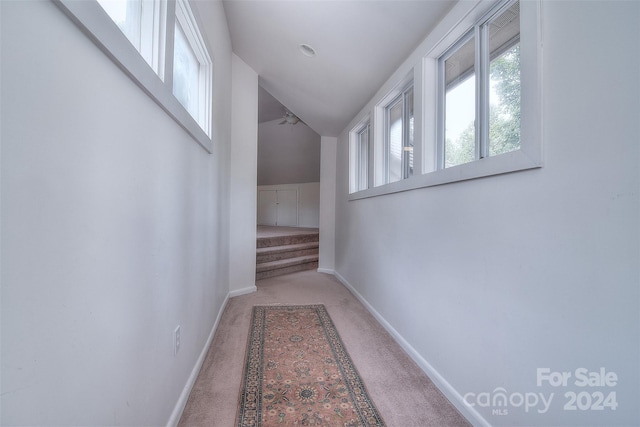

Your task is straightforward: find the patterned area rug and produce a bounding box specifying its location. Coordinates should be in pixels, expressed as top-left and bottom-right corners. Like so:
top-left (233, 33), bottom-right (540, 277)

top-left (237, 304), bottom-right (386, 426)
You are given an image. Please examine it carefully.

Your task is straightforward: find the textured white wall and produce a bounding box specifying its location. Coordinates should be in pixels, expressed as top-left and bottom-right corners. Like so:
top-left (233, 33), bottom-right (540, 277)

top-left (319, 137), bottom-right (337, 273)
top-left (298, 182), bottom-right (320, 228)
top-left (334, 1), bottom-right (639, 426)
top-left (257, 120), bottom-right (321, 185)
top-left (0, 1), bottom-right (233, 425)
top-left (229, 54), bottom-right (258, 294)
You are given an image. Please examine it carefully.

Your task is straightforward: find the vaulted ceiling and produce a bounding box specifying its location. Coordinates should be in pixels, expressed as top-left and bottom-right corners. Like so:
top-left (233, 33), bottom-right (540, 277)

top-left (223, 0), bottom-right (455, 136)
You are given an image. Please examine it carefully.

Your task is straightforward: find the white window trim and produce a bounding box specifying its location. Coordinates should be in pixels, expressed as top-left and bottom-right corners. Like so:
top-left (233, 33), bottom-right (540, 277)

top-left (52, 0), bottom-right (213, 153)
top-left (373, 72), bottom-right (414, 187)
top-left (348, 0), bottom-right (542, 201)
top-left (437, 0), bottom-right (522, 169)
top-left (349, 115), bottom-right (371, 194)
top-left (147, 0), bottom-right (167, 80)
top-left (173, 0), bottom-right (212, 135)
top-left (382, 82), bottom-right (413, 183)
top-left (356, 123), bottom-right (370, 192)
top-left (96, 0), bottom-right (165, 75)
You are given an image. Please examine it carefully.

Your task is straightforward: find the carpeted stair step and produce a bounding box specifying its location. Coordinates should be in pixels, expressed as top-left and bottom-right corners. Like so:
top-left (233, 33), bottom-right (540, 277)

top-left (256, 255), bottom-right (319, 280)
top-left (256, 242), bottom-right (319, 264)
top-left (257, 232), bottom-right (319, 249)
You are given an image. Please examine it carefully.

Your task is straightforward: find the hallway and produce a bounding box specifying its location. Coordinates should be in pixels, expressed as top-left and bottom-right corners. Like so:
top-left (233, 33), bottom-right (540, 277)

top-left (178, 271), bottom-right (469, 426)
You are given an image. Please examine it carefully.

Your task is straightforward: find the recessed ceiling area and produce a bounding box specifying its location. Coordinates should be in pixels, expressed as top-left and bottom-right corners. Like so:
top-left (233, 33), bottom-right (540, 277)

top-left (223, 0), bottom-right (455, 137)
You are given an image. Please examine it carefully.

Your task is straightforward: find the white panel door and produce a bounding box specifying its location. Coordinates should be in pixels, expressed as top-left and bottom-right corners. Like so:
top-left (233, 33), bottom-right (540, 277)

top-left (276, 189), bottom-right (298, 226)
top-left (257, 190), bottom-right (277, 225)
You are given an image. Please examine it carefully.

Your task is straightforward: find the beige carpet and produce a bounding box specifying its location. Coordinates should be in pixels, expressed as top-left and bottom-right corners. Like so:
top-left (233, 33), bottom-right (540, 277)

top-left (178, 270), bottom-right (470, 426)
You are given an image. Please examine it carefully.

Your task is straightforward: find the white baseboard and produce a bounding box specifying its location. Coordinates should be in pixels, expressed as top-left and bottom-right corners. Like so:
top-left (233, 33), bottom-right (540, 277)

top-left (332, 271), bottom-right (490, 427)
top-left (317, 267), bottom-right (335, 275)
top-left (166, 293), bottom-right (230, 427)
top-left (229, 285), bottom-right (257, 298)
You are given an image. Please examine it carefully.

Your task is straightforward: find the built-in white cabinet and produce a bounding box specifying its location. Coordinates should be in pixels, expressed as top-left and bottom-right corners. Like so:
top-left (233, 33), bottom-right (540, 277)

top-left (257, 189), bottom-right (298, 226)
top-left (257, 183), bottom-right (320, 228)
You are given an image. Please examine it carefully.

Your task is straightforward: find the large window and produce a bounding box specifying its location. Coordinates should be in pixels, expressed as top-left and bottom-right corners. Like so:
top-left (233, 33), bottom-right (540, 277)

top-left (54, 0), bottom-right (213, 151)
top-left (440, 0), bottom-right (521, 169)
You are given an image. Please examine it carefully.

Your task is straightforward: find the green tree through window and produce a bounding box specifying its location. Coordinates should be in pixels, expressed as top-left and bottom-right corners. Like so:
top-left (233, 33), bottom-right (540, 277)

top-left (446, 44), bottom-right (520, 166)
top-left (490, 44), bottom-right (521, 156)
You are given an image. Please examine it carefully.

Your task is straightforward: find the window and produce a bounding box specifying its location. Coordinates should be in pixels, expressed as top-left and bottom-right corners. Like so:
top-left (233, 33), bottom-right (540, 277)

top-left (439, 0), bottom-right (521, 168)
top-left (347, 0), bottom-right (540, 200)
top-left (173, 22), bottom-right (198, 114)
top-left (442, 33), bottom-right (476, 167)
top-left (172, 0), bottom-right (212, 136)
top-left (97, 0), bottom-right (143, 50)
top-left (385, 84), bottom-right (414, 183)
top-left (96, 0), bottom-right (164, 75)
top-left (54, 0), bottom-right (213, 151)
top-left (349, 119), bottom-right (370, 193)
top-left (356, 122), bottom-right (370, 191)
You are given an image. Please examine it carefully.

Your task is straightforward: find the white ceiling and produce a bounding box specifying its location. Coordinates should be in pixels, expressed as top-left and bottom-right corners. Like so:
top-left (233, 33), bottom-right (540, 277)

top-left (223, 0), bottom-right (455, 137)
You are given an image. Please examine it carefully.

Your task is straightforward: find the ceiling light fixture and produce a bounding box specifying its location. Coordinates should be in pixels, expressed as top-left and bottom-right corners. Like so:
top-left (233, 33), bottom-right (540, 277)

top-left (299, 44), bottom-right (316, 58)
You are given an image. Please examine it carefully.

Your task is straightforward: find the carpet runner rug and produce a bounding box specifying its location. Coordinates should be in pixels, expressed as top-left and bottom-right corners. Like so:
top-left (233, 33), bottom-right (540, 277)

top-left (236, 304), bottom-right (386, 426)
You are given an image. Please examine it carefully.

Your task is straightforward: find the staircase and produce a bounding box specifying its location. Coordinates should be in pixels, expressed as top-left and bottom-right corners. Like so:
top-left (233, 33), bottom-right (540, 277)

top-left (256, 230), bottom-right (319, 280)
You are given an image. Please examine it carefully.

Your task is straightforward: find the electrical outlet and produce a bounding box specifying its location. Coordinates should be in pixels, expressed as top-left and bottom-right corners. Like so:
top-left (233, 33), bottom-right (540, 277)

top-left (174, 325), bottom-right (181, 356)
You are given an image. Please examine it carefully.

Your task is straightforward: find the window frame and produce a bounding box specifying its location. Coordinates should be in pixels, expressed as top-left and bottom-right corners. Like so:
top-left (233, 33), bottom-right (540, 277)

top-left (383, 82), bottom-right (414, 183)
top-left (356, 122), bottom-right (370, 192)
top-left (436, 29), bottom-right (477, 168)
top-left (52, 0), bottom-right (213, 153)
top-left (172, 0), bottom-right (212, 135)
top-left (96, 0), bottom-right (166, 76)
top-left (347, 0), bottom-right (541, 201)
top-left (349, 118), bottom-right (371, 194)
top-left (371, 72), bottom-right (414, 188)
top-left (384, 94), bottom-right (403, 184)
top-left (437, 0), bottom-right (522, 169)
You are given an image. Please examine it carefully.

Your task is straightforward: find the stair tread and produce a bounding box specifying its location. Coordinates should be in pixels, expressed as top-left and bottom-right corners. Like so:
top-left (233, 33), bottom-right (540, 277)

top-left (256, 242), bottom-right (319, 254)
top-left (256, 260), bottom-right (318, 280)
top-left (256, 255), bottom-right (319, 272)
top-left (257, 232), bottom-right (318, 239)
top-left (257, 233), bottom-right (319, 249)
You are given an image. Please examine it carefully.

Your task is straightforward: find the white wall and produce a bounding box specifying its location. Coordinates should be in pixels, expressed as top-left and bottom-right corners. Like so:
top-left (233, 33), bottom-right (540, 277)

top-left (229, 54), bottom-right (258, 295)
top-left (319, 137), bottom-right (337, 273)
top-left (257, 183), bottom-right (320, 228)
top-left (0, 1), bottom-right (233, 425)
top-left (334, 2), bottom-right (639, 426)
top-left (298, 183), bottom-right (320, 228)
top-left (257, 119), bottom-right (321, 185)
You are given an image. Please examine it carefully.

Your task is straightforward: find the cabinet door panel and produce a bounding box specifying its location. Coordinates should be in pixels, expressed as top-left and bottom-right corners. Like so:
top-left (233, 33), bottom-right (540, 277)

top-left (276, 190), bottom-right (298, 226)
top-left (257, 190), bottom-right (277, 225)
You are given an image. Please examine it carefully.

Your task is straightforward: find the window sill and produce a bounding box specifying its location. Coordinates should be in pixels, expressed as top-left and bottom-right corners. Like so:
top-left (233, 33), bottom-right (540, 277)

top-left (349, 148), bottom-right (542, 200)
